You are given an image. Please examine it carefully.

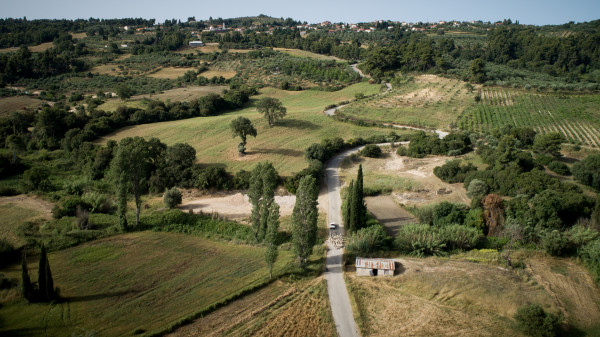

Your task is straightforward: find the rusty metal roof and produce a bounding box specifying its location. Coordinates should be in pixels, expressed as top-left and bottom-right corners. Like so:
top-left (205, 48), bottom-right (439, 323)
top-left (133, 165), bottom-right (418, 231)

top-left (355, 258), bottom-right (395, 270)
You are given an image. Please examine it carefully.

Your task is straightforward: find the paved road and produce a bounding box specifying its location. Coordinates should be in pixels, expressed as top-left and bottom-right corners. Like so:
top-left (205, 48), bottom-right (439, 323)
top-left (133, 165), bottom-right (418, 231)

top-left (324, 146), bottom-right (364, 337)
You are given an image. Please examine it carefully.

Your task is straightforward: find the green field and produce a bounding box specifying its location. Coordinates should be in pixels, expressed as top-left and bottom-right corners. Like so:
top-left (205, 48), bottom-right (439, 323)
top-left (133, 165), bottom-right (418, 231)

top-left (338, 75), bottom-right (476, 129)
top-left (458, 88), bottom-right (600, 147)
top-left (99, 82), bottom-right (404, 176)
top-left (0, 231), bottom-right (296, 336)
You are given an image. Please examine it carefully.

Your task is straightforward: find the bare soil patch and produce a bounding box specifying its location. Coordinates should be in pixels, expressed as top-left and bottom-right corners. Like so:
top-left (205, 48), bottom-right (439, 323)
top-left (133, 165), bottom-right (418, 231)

top-left (365, 196), bottom-right (416, 235)
top-left (147, 67), bottom-right (197, 79)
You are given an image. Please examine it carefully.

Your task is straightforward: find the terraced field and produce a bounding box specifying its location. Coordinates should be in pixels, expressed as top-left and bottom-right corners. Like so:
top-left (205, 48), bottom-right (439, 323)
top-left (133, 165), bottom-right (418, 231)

top-left (458, 89), bottom-right (600, 147)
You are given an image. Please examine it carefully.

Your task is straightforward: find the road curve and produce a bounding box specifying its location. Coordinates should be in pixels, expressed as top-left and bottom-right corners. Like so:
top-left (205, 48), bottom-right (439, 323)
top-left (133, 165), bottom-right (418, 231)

top-left (324, 146), bottom-right (364, 337)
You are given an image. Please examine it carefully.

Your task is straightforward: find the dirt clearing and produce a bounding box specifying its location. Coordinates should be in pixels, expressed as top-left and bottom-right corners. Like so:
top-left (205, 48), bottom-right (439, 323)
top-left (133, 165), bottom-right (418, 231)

top-left (365, 196), bottom-right (416, 235)
top-left (180, 191), bottom-right (329, 222)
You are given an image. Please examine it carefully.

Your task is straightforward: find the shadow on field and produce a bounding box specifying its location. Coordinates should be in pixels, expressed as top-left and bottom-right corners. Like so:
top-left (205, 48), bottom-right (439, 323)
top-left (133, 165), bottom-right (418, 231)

top-left (2, 327), bottom-right (46, 336)
top-left (277, 118), bottom-right (321, 130)
top-left (249, 148), bottom-right (304, 157)
top-left (66, 290), bottom-right (133, 303)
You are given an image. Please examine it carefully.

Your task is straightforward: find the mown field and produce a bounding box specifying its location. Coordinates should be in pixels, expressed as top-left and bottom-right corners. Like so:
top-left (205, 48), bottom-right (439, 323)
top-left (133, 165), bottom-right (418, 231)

top-left (274, 48), bottom-right (344, 62)
top-left (338, 75), bottom-right (476, 129)
top-left (0, 96), bottom-right (46, 115)
top-left (99, 82), bottom-right (405, 176)
top-left (0, 231), bottom-right (296, 336)
top-left (348, 253), bottom-right (600, 337)
top-left (458, 89), bottom-right (600, 147)
top-left (97, 85), bottom-right (228, 111)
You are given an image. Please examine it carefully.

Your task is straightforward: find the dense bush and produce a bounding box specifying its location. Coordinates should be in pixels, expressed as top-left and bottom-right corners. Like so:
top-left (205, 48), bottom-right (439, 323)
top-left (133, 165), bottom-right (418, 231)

top-left (514, 304), bottom-right (561, 337)
top-left (395, 223), bottom-right (482, 256)
top-left (406, 131), bottom-right (472, 158)
top-left (346, 224), bottom-right (389, 254)
top-left (360, 144), bottom-right (382, 158)
top-left (573, 154), bottom-right (600, 191)
top-left (579, 239), bottom-right (600, 282)
top-left (433, 160), bottom-right (477, 183)
top-left (163, 187), bottom-right (182, 209)
top-left (547, 161), bottom-right (571, 176)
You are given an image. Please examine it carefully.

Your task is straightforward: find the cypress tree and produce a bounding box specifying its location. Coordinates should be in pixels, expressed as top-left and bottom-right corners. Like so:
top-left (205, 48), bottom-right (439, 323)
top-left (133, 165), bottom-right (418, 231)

top-left (21, 250), bottom-right (33, 302)
top-left (343, 180), bottom-right (354, 229)
top-left (38, 245), bottom-right (55, 301)
top-left (249, 162), bottom-right (278, 242)
top-left (264, 202), bottom-right (280, 279)
top-left (356, 164), bottom-right (366, 228)
top-left (38, 245), bottom-right (47, 300)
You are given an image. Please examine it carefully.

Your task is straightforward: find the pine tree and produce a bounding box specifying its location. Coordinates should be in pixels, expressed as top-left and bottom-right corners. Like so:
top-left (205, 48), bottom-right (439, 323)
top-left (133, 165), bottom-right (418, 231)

top-left (264, 202), bottom-right (280, 279)
top-left (292, 175), bottom-right (319, 267)
top-left (21, 250), bottom-right (33, 302)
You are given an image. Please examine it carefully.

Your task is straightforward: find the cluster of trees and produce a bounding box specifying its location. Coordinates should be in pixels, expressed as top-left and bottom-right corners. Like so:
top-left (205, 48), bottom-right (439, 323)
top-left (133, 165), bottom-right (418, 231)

top-left (21, 245), bottom-right (57, 303)
top-left (397, 131), bottom-right (472, 158)
top-left (0, 87), bottom-right (255, 152)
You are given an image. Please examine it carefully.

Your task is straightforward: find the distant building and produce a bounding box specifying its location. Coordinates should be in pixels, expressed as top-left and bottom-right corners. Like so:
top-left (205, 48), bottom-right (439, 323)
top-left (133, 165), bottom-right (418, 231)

top-left (355, 258), bottom-right (395, 277)
top-left (189, 41), bottom-right (204, 47)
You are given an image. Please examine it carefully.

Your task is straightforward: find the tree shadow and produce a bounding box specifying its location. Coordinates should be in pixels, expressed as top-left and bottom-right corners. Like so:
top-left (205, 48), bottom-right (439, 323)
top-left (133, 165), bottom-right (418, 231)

top-left (277, 118), bottom-right (321, 130)
top-left (248, 148), bottom-right (304, 157)
top-left (65, 290), bottom-right (133, 303)
top-left (394, 261), bottom-right (406, 275)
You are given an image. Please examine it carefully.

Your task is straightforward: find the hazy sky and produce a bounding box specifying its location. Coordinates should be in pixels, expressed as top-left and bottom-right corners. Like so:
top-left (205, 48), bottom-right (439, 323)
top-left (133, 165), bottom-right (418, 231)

top-left (3, 0), bottom-right (599, 25)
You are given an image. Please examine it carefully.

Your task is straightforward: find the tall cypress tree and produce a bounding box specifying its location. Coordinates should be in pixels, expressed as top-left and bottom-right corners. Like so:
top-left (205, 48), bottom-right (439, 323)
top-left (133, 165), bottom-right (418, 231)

top-left (343, 180), bottom-right (354, 229)
top-left (264, 201), bottom-right (280, 279)
top-left (38, 245), bottom-right (55, 301)
top-left (291, 175), bottom-right (319, 267)
top-left (21, 250), bottom-right (33, 302)
top-left (249, 162), bottom-right (278, 242)
top-left (355, 164), bottom-right (366, 230)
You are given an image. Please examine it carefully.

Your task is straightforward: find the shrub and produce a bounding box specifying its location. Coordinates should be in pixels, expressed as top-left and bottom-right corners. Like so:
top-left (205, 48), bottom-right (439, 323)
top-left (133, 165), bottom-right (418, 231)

top-left (433, 160), bottom-right (477, 183)
top-left (514, 304), bottom-right (561, 337)
top-left (163, 187), bottom-right (182, 209)
top-left (542, 230), bottom-right (574, 256)
top-left (410, 233), bottom-right (447, 257)
top-left (346, 225), bottom-right (389, 254)
top-left (579, 239), bottom-right (600, 283)
top-left (432, 202), bottom-right (468, 227)
top-left (360, 144), bottom-right (382, 158)
top-left (439, 224), bottom-right (484, 251)
top-left (232, 170), bottom-right (251, 189)
top-left (573, 154), bottom-right (600, 190)
top-left (547, 161), bottom-right (571, 176)
top-left (22, 166), bottom-right (53, 192)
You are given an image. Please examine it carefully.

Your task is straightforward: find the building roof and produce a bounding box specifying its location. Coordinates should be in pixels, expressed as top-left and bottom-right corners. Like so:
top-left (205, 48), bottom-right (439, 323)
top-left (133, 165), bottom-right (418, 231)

top-left (355, 258), bottom-right (395, 270)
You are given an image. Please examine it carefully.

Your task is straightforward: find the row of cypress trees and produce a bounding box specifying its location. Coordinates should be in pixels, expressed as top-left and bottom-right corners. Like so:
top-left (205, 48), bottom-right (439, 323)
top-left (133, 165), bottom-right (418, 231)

top-left (343, 164), bottom-right (367, 232)
top-left (21, 245), bottom-right (57, 303)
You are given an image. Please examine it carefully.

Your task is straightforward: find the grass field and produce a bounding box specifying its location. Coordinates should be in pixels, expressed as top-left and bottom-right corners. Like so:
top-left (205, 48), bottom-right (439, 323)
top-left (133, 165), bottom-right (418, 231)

top-left (0, 42), bottom-right (54, 54)
top-left (458, 89), bottom-right (600, 147)
top-left (338, 75), bottom-right (476, 129)
top-left (98, 82), bottom-right (403, 176)
top-left (274, 48), bottom-right (343, 62)
top-left (0, 96), bottom-right (45, 115)
top-left (0, 195), bottom-right (54, 247)
top-left (148, 67), bottom-right (197, 79)
top-left (198, 69), bottom-right (237, 79)
top-left (347, 254), bottom-right (600, 337)
top-left (97, 85), bottom-right (228, 111)
top-left (0, 231), bottom-right (296, 336)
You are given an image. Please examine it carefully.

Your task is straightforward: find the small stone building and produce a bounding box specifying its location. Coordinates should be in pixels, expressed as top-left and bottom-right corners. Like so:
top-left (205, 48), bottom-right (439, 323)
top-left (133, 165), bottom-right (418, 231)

top-left (355, 257), bottom-right (395, 277)
top-left (189, 40), bottom-right (204, 47)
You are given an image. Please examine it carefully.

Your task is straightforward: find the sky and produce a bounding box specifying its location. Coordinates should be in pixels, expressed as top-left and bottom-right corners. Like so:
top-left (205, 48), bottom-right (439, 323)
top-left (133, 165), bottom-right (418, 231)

top-left (2, 0), bottom-right (600, 26)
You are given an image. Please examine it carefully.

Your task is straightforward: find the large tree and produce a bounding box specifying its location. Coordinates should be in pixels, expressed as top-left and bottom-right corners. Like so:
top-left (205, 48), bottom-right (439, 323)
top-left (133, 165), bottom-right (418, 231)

top-left (532, 132), bottom-right (565, 158)
top-left (291, 175), bottom-right (319, 267)
top-left (249, 162), bottom-right (278, 242)
top-left (230, 116), bottom-right (257, 154)
top-left (257, 97), bottom-right (287, 127)
top-left (111, 137), bottom-right (165, 229)
top-left (264, 201), bottom-right (280, 279)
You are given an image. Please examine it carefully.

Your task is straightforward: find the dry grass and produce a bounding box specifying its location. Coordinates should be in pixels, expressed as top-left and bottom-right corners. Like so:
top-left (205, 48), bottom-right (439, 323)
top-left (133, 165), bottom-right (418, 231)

top-left (148, 67), bottom-right (197, 79)
top-left (168, 278), bottom-right (336, 337)
top-left (97, 86), bottom-right (228, 111)
top-left (199, 69), bottom-right (237, 79)
top-left (0, 195), bottom-right (54, 247)
top-left (340, 74), bottom-right (476, 129)
top-left (0, 96), bottom-right (45, 115)
top-left (0, 42), bottom-right (54, 54)
top-left (347, 254), bottom-right (600, 336)
top-left (274, 48), bottom-right (343, 62)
